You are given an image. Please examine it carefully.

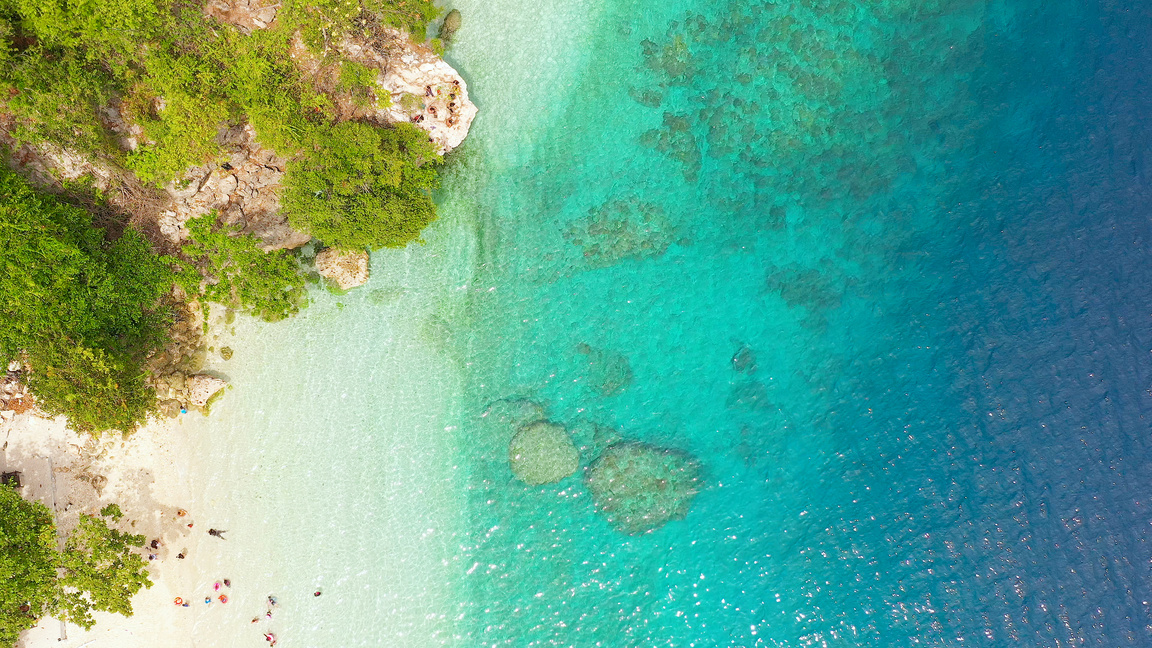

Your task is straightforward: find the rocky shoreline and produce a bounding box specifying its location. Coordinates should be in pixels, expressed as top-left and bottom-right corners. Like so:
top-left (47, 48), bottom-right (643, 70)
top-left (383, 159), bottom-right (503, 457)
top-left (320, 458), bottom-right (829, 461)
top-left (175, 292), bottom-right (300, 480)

top-left (0, 2), bottom-right (476, 426)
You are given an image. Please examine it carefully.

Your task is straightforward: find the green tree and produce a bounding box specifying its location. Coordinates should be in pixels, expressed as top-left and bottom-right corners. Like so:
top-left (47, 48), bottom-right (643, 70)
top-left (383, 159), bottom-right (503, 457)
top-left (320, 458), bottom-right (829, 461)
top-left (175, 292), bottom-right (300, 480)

top-left (181, 212), bottom-right (308, 322)
top-left (0, 488), bottom-right (153, 647)
top-left (55, 506), bottom-right (151, 628)
top-left (282, 121), bottom-right (441, 250)
top-left (0, 486), bottom-right (58, 647)
top-left (0, 167), bottom-right (174, 433)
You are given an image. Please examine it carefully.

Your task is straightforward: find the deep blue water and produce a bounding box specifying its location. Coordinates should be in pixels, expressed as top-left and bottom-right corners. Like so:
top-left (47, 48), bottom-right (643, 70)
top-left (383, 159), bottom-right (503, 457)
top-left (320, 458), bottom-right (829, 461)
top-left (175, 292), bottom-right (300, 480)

top-left (441, 0), bottom-right (1152, 644)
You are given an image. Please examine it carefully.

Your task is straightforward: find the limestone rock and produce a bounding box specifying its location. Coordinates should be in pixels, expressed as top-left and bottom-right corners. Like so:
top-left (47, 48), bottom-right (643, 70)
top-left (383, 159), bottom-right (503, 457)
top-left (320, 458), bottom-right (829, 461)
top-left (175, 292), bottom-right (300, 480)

top-left (159, 399), bottom-right (183, 418)
top-left (157, 124), bottom-right (310, 251)
top-left (315, 248), bottom-right (370, 290)
top-left (203, 0), bottom-right (280, 33)
top-left (335, 29), bottom-right (477, 154)
top-left (586, 442), bottom-right (702, 535)
top-left (509, 421), bottom-right (580, 486)
top-left (186, 375), bottom-right (227, 408)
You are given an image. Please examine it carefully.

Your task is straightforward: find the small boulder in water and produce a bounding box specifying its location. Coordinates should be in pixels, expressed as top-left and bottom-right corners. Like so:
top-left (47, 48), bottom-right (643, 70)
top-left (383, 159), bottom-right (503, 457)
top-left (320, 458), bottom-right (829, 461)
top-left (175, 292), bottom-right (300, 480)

top-left (509, 421), bottom-right (580, 485)
top-left (439, 9), bottom-right (462, 41)
top-left (186, 375), bottom-right (227, 408)
top-left (586, 442), bottom-right (701, 535)
top-left (731, 343), bottom-right (756, 373)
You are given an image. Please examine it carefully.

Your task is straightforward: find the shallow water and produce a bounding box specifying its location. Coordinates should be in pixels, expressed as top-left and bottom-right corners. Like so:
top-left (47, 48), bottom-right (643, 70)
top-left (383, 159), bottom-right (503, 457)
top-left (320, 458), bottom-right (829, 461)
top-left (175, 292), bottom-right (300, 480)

top-left (186, 0), bottom-right (1152, 645)
top-left (439, 0), bottom-right (1152, 645)
top-left (178, 216), bottom-right (474, 647)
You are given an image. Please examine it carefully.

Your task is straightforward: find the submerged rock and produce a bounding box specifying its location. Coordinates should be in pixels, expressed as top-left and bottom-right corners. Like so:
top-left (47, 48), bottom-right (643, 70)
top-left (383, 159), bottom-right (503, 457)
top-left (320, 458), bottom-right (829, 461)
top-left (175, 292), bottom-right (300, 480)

top-left (575, 343), bottom-right (633, 396)
top-left (731, 343), bottom-right (757, 373)
top-left (586, 442), bottom-right (702, 535)
top-left (315, 248), bottom-right (370, 290)
top-left (508, 421), bottom-right (580, 486)
top-left (563, 196), bottom-right (680, 268)
top-left (186, 375), bottom-right (227, 408)
top-left (439, 9), bottom-right (462, 41)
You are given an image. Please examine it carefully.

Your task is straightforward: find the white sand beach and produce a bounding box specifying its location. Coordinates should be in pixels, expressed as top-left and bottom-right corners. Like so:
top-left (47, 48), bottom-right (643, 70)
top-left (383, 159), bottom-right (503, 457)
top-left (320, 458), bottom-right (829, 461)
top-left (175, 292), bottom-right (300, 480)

top-left (3, 413), bottom-right (216, 648)
top-left (5, 219), bottom-right (474, 648)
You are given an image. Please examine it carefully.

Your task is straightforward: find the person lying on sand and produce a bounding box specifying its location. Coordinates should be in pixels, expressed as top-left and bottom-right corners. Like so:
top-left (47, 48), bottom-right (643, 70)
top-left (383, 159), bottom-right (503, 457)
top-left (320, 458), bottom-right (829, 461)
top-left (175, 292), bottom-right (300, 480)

top-left (208, 528), bottom-right (227, 539)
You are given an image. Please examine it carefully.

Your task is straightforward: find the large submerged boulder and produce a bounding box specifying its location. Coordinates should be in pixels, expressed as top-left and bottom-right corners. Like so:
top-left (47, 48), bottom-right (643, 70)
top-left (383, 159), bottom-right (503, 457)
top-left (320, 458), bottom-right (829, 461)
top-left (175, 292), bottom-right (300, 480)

top-left (586, 442), bottom-right (702, 535)
top-left (509, 421), bottom-right (579, 486)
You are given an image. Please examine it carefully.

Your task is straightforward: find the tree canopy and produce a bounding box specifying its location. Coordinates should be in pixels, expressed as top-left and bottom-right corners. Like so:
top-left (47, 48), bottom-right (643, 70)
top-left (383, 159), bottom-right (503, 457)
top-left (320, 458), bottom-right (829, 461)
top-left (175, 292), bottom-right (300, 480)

top-left (0, 488), bottom-right (151, 648)
top-left (283, 121), bottom-right (442, 250)
top-left (0, 167), bottom-right (174, 432)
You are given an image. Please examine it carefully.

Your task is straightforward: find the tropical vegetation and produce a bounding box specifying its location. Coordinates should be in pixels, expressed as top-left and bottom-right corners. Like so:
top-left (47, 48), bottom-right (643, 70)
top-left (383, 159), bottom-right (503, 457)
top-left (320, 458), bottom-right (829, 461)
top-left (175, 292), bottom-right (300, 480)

top-left (0, 489), bottom-right (151, 647)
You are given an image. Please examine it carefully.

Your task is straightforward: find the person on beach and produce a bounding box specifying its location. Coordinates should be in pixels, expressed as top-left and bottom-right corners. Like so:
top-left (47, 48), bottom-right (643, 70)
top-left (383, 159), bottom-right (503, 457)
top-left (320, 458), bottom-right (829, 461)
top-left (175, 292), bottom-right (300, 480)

top-left (208, 528), bottom-right (227, 539)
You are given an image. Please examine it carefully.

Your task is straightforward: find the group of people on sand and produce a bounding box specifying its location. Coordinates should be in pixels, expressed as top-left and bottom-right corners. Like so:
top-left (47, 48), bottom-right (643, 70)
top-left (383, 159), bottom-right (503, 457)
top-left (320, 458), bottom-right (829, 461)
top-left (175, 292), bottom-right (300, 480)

top-left (151, 509), bottom-right (226, 561)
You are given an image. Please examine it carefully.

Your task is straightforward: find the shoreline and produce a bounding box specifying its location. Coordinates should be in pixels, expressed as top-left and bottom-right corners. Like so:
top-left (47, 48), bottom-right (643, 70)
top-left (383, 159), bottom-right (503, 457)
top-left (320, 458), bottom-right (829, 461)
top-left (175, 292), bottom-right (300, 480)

top-left (8, 202), bottom-right (474, 647)
top-left (5, 414), bottom-right (208, 648)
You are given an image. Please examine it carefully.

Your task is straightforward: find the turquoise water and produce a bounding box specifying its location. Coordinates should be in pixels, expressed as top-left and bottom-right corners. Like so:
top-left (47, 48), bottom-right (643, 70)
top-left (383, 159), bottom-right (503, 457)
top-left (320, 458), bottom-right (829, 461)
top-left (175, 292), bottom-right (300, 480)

top-left (175, 0), bottom-right (1152, 644)
top-left (435, 0), bottom-right (1152, 645)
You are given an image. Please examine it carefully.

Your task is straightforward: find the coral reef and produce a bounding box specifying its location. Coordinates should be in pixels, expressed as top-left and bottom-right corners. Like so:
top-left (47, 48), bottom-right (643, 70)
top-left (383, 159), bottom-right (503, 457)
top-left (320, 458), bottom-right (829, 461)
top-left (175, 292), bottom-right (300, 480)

top-left (563, 196), bottom-right (680, 268)
top-left (575, 343), bottom-right (633, 396)
top-left (508, 421), bottom-right (580, 486)
top-left (585, 442), bottom-right (702, 534)
top-left (632, 0), bottom-right (983, 225)
top-left (726, 380), bottom-right (772, 411)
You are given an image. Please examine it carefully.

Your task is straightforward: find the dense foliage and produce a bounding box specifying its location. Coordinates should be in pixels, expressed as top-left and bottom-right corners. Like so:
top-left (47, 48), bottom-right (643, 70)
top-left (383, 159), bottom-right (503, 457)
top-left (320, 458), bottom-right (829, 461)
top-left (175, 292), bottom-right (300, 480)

top-left (0, 167), bottom-right (173, 432)
top-left (283, 121), bottom-right (441, 249)
top-left (55, 504), bottom-right (151, 628)
top-left (0, 489), bottom-right (151, 647)
top-left (0, 0), bottom-right (439, 183)
top-left (0, 485), bottom-right (57, 647)
top-left (181, 213), bottom-right (308, 322)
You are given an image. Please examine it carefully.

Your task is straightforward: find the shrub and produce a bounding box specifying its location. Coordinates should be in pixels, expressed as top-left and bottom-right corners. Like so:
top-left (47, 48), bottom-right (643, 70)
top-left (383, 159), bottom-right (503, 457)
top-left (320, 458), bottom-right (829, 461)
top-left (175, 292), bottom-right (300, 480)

top-left (282, 121), bottom-right (441, 249)
top-left (181, 212), bottom-right (309, 322)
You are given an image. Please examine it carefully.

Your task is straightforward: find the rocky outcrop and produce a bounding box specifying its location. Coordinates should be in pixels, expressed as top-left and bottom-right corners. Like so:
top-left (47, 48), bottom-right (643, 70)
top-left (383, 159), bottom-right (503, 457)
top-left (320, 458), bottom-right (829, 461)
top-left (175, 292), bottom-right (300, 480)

top-left (364, 33), bottom-right (477, 154)
top-left (1, 368), bottom-right (35, 420)
top-left (314, 248), bottom-right (370, 290)
top-left (186, 375), bottom-right (227, 408)
top-left (508, 421), bottom-right (580, 486)
top-left (204, 0), bottom-right (280, 32)
top-left (586, 442), bottom-right (702, 535)
top-left (288, 29), bottom-right (477, 154)
top-left (158, 124), bottom-right (311, 250)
